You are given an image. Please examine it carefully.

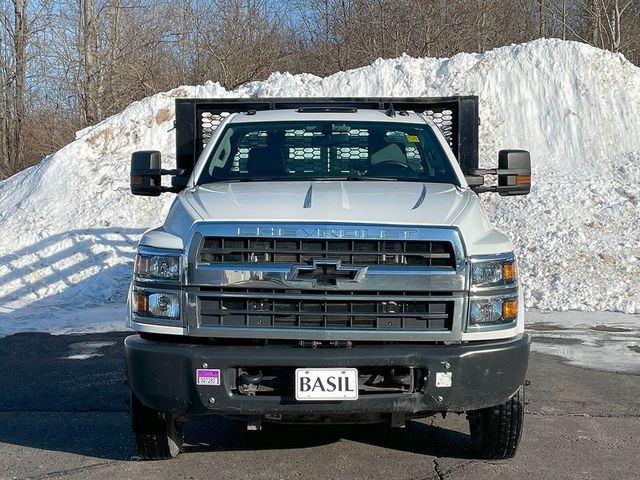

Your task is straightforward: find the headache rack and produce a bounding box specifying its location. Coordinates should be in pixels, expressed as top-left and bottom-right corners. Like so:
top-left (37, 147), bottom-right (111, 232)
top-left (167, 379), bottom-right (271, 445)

top-left (173, 96), bottom-right (480, 183)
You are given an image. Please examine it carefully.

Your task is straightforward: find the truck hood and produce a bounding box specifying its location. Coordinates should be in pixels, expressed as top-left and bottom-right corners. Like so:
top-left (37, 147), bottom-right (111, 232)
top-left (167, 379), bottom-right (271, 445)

top-left (185, 181), bottom-right (469, 225)
top-left (149, 181), bottom-right (513, 255)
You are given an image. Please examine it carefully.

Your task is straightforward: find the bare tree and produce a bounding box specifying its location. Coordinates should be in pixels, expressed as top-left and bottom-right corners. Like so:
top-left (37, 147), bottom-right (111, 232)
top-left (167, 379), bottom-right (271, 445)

top-left (604, 0), bottom-right (635, 52)
top-left (0, 0), bottom-right (29, 172)
top-left (0, 1), bottom-right (11, 171)
top-left (78, 0), bottom-right (101, 123)
top-left (539, 0), bottom-right (548, 36)
top-left (188, 0), bottom-right (296, 88)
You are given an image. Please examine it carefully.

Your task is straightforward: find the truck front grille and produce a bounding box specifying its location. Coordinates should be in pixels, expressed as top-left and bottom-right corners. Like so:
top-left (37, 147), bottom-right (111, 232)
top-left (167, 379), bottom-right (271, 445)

top-left (199, 237), bottom-right (455, 268)
top-left (188, 225), bottom-right (466, 339)
top-left (198, 290), bottom-right (454, 331)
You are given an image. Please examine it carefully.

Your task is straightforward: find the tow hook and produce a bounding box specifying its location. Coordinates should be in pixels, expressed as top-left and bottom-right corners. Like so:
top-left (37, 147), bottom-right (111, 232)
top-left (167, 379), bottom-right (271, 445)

top-left (389, 367), bottom-right (412, 388)
top-left (238, 370), bottom-right (263, 396)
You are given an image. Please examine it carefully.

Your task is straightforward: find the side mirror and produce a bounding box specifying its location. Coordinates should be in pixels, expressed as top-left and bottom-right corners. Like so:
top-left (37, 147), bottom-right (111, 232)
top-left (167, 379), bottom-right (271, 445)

top-left (130, 151), bottom-right (187, 196)
top-left (467, 149), bottom-right (531, 196)
top-left (497, 150), bottom-right (531, 196)
top-left (131, 150), bottom-right (162, 196)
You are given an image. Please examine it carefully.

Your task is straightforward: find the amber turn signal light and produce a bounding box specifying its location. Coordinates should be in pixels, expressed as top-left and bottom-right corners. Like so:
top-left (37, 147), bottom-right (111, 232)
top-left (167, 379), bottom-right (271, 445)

top-left (132, 291), bottom-right (148, 313)
top-left (502, 298), bottom-right (518, 319)
top-left (502, 261), bottom-right (517, 282)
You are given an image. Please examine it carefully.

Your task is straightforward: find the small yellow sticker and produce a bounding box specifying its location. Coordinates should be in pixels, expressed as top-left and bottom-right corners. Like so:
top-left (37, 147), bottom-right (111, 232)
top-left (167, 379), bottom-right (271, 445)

top-left (406, 134), bottom-right (420, 143)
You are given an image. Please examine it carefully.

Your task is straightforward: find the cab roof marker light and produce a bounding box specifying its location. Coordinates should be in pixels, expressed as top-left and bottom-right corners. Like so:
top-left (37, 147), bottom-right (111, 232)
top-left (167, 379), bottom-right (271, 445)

top-left (297, 106), bottom-right (358, 113)
top-left (385, 103), bottom-right (396, 117)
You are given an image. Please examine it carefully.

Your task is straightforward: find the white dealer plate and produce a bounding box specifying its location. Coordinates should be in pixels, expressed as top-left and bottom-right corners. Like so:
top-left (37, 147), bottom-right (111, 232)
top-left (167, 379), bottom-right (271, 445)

top-left (295, 368), bottom-right (359, 401)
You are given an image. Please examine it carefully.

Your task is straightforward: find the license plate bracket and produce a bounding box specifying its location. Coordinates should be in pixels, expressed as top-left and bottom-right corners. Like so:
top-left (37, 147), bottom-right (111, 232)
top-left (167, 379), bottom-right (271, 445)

top-left (295, 368), bottom-right (359, 401)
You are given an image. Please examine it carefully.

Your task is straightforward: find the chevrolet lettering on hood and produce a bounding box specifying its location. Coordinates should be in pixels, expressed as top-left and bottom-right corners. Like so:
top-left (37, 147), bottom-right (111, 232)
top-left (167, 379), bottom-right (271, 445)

top-left (237, 225), bottom-right (418, 239)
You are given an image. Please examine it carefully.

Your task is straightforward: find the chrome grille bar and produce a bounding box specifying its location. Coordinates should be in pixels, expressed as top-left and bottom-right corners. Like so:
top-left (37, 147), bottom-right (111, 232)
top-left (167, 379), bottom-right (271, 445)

top-left (184, 223), bottom-right (468, 341)
top-left (199, 237), bottom-right (455, 267)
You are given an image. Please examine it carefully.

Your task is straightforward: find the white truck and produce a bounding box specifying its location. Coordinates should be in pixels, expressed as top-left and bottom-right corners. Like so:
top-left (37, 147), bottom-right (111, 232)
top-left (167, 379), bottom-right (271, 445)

top-left (125, 97), bottom-right (531, 460)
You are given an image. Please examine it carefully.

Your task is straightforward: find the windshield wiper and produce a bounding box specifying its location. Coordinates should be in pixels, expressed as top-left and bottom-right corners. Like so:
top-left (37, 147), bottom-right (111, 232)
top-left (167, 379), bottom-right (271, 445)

top-left (213, 177), bottom-right (291, 183)
top-left (206, 175), bottom-right (399, 183)
top-left (345, 175), bottom-right (397, 181)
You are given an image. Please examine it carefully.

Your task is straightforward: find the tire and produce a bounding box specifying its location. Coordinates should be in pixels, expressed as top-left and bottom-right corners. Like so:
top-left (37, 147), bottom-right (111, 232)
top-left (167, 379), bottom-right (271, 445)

top-left (467, 387), bottom-right (524, 459)
top-left (130, 392), bottom-right (185, 460)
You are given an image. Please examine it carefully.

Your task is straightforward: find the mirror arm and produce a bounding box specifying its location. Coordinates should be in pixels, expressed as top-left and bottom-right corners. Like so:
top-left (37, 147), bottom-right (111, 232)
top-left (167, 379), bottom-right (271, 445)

top-left (162, 168), bottom-right (187, 176)
top-left (470, 168), bottom-right (497, 176)
top-left (473, 185), bottom-right (531, 194)
top-left (160, 185), bottom-right (184, 194)
top-left (470, 168), bottom-right (528, 176)
top-left (134, 168), bottom-right (187, 177)
top-left (471, 186), bottom-right (497, 193)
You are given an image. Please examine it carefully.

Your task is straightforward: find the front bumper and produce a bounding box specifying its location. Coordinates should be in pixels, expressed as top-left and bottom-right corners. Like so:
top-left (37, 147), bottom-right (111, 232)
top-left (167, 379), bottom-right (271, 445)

top-left (125, 334), bottom-right (530, 416)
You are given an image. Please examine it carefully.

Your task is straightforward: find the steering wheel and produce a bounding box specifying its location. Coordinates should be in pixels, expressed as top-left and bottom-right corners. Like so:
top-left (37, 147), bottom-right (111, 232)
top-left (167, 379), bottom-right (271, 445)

top-left (368, 160), bottom-right (412, 172)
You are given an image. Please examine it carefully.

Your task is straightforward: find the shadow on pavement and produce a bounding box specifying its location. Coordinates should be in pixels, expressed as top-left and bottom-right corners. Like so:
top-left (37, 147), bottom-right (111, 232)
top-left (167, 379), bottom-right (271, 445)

top-left (0, 331), bottom-right (472, 461)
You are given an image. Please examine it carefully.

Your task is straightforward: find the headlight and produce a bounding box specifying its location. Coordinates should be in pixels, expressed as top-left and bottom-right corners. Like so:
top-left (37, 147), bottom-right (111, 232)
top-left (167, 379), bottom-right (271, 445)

top-left (469, 296), bottom-right (518, 326)
top-left (134, 248), bottom-right (182, 282)
top-left (132, 290), bottom-right (181, 319)
top-left (470, 254), bottom-right (517, 289)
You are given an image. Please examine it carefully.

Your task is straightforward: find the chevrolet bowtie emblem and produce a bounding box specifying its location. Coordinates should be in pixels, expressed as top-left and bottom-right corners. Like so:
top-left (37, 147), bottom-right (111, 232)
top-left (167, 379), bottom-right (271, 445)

top-left (288, 259), bottom-right (367, 286)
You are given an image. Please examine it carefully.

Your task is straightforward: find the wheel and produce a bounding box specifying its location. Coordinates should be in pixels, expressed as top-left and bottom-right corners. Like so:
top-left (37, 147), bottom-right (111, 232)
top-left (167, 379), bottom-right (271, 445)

top-left (467, 387), bottom-right (524, 459)
top-left (130, 392), bottom-right (185, 460)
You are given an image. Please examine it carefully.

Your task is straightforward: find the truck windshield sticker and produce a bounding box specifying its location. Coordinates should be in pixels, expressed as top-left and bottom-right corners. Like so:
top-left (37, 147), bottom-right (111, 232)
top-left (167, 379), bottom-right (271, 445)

top-left (406, 134), bottom-right (420, 143)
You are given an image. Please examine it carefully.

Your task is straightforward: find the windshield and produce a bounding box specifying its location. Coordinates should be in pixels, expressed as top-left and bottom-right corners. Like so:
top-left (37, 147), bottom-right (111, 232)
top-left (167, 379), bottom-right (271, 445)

top-left (197, 120), bottom-right (460, 185)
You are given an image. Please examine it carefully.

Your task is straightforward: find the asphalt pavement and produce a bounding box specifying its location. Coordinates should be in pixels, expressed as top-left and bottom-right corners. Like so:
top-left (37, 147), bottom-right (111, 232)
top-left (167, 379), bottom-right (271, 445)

top-left (0, 331), bottom-right (638, 480)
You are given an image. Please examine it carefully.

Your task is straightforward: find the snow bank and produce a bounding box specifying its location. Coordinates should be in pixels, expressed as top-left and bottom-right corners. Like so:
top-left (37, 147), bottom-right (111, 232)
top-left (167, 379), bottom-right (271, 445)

top-left (0, 39), bottom-right (639, 336)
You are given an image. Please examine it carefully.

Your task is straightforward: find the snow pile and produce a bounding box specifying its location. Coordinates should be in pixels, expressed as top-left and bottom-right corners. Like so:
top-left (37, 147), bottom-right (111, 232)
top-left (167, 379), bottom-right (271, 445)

top-left (0, 39), bottom-right (639, 336)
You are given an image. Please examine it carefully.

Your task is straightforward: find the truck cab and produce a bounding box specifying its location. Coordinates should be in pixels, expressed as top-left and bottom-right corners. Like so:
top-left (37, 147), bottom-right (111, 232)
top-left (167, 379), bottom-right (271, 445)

top-left (125, 97), bottom-right (531, 460)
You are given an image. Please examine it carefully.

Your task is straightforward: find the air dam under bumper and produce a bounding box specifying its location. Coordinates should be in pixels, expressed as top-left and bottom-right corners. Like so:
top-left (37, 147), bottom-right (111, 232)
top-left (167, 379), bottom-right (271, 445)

top-left (125, 334), bottom-right (530, 416)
